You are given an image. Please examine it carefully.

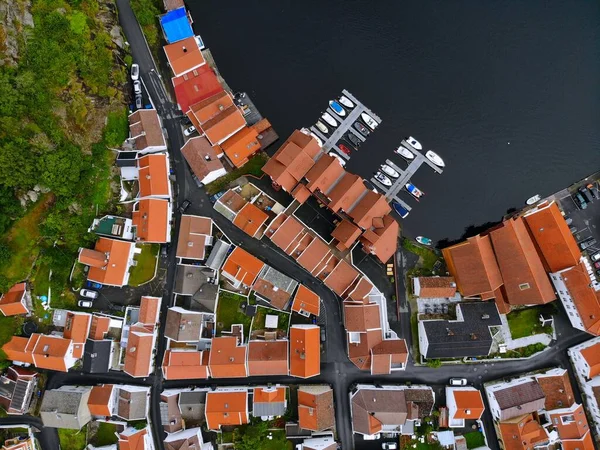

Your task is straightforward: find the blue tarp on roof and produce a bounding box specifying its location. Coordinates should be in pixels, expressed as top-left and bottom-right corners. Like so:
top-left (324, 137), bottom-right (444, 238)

top-left (160, 7), bottom-right (194, 44)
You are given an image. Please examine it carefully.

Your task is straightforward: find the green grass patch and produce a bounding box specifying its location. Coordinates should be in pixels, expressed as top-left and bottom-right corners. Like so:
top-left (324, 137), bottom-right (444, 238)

top-left (402, 238), bottom-right (439, 271)
top-left (410, 312), bottom-right (421, 362)
top-left (94, 422), bottom-right (118, 446)
top-left (489, 342), bottom-right (547, 359)
top-left (58, 428), bottom-right (87, 450)
top-left (251, 306), bottom-right (291, 334)
top-left (215, 291), bottom-right (252, 339)
top-left (0, 315), bottom-right (24, 370)
top-left (128, 244), bottom-right (159, 287)
top-left (205, 153), bottom-right (269, 195)
top-left (104, 108), bottom-right (129, 148)
top-left (130, 0), bottom-right (162, 53)
top-left (233, 424), bottom-right (292, 450)
top-left (464, 431), bottom-right (485, 449)
top-left (507, 306), bottom-right (553, 339)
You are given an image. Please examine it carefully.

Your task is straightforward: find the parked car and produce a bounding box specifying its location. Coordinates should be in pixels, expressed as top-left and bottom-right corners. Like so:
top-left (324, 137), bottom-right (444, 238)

top-left (179, 199), bottom-right (191, 213)
top-left (135, 94), bottom-right (143, 110)
top-left (565, 217), bottom-right (573, 226)
top-left (133, 80), bottom-right (142, 95)
top-left (381, 443), bottom-right (397, 450)
top-left (86, 281), bottom-right (103, 290)
top-left (449, 378), bottom-right (468, 386)
top-left (80, 289), bottom-right (98, 299)
top-left (183, 125), bottom-right (196, 137)
top-left (587, 183), bottom-right (598, 199)
top-left (570, 226), bottom-right (578, 234)
top-left (594, 261), bottom-right (600, 269)
top-left (579, 186), bottom-right (594, 203)
top-left (580, 239), bottom-right (597, 250)
top-left (591, 252), bottom-right (600, 261)
top-left (346, 132), bottom-right (362, 148)
top-left (130, 64), bottom-right (139, 81)
top-left (320, 327), bottom-right (326, 342)
top-left (78, 300), bottom-right (93, 308)
top-left (574, 193), bottom-right (587, 210)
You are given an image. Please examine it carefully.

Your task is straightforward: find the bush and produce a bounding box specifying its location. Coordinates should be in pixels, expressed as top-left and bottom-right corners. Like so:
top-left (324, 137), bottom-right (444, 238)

top-left (426, 359), bottom-right (442, 368)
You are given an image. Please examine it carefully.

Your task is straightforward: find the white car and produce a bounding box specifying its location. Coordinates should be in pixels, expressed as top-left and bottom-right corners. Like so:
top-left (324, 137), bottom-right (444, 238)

top-left (131, 64), bottom-right (139, 81)
top-left (80, 289), bottom-right (98, 299)
top-left (382, 443), bottom-right (397, 450)
top-left (183, 125), bottom-right (196, 137)
top-left (78, 300), bottom-right (93, 308)
top-left (449, 378), bottom-right (468, 386)
top-left (133, 80), bottom-right (141, 95)
top-left (592, 252), bottom-right (600, 262)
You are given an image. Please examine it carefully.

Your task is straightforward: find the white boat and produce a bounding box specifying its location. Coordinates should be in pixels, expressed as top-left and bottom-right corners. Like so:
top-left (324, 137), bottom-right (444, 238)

top-left (395, 146), bottom-right (415, 160)
top-left (310, 132), bottom-right (323, 147)
top-left (381, 164), bottom-right (399, 178)
top-left (374, 171), bottom-right (392, 187)
top-left (526, 194), bottom-right (541, 205)
top-left (405, 182), bottom-right (424, 200)
top-left (316, 121), bottom-right (329, 134)
top-left (361, 112), bottom-right (378, 130)
top-left (329, 152), bottom-right (346, 167)
top-left (425, 150), bottom-right (445, 168)
top-left (406, 136), bottom-right (422, 150)
top-left (322, 112), bottom-right (338, 128)
top-left (329, 100), bottom-right (346, 117)
top-left (416, 236), bottom-right (433, 246)
top-left (339, 95), bottom-right (354, 108)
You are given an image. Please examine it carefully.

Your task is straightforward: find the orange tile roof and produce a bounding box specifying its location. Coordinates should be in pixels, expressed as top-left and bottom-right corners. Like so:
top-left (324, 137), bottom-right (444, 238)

top-left (88, 384), bottom-right (114, 416)
top-left (326, 173), bottom-right (367, 213)
top-left (292, 184), bottom-right (312, 204)
top-left (561, 262), bottom-right (600, 335)
top-left (176, 215), bottom-right (212, 260)
top-left (0, 282), bottom-right (29, 316)
top-left (137, 153), bottom-right (170, 199)
top-left (442, 235), bottom-right (503, 298)
top-left (297, 239), bottom-right (331, 275)
top-left (63, 312), bottom-right (91, 359)
top-left (180, 136), bottom-right (225, 183)
top-left (200, 103), bottom-right (246, 146)
top-left (2, 336), bottom-right (34, 365)
top-left (289, 325), bottom-right (320, 378)
top-left (187, 91), bottom-right (234, 126)
top-left (370, 339), bottom-right (408, 374)
top-left (221, 247), bottom-right (265, 287)
top-left (139, 296), bottom-right (161, 325)
top-left (561, 430), bottom-right (595, 450)
top-left (247, 341), bottom-right (288, 376)
top-left (128, 109), bottom-right (165, 151)
top-left (348, 191), bottom-right (391, 230)
top-left (489, 218), bottom-right (555, 305)
top-left (89, 315), bottom-right (111, 340)
top-left (217, 189), bottom-right (247, 214)
top-left (221, 127), bottom-right (261, 168)
top-left (347, 277), bottom-right (373, 302)
top-left (499, 414), bottom-right (548, 450)
top-left (370, 353), bottom-right (392, 375)
top-left (124, 326), bottom-right (155, 377)
top-left (205, 391), bottom-right (249, 431)
top-left (537, 371), bottom-right (575, 410)
top-left (233, 203), bottom-right (269, 238)
top-left (359, 214), bottom-right (399, 263)
top-left (414, 277), bottom-right (457, 298)
top-left (252, 277), bottom-right (293, 310)
top-left (78, 248), bottom-right (107, 268)
top-left (132, 199), bottom-right (170, 243)
top-left (163, 36), bottom-right (205, 76)
top-left (523, 201), bottom-right (581, 272)
top-left (173, 65), bottom-right (223, 113)
top-left (580, 342), bottom-right (600, 378)
top-left (253, 387), bottom-right (286, 404)
top-left (270, 215), bottom-right (305, 253)
top-left (292, 285), bottom-right (320, 316)
top-left (298, 386), bottom-right (335, 432)
top-left (208, 337), bottom-right (247, 378)
top-left (344, 303), bottom-right (381, 332)
top-left (550, 404), bottom-right (589, 440)
top-left (81, 238), bottom-right (135, 287)
top-left (119, 428), bottom-right (148, 450)
top-left (161, 350), bottom-right (209, 380)
top-left (305, 154), bottom-right (344, 193)
top-left (452, 389), bottom-right (485, 419)
top-left (324, 260), bottom-right (360, 296)
top-left (31, 334), bottom-right (73, 372)
top-left (332, 220), bottom-right (362, 251)
top-left (348, 329), bottom-right (382, 370)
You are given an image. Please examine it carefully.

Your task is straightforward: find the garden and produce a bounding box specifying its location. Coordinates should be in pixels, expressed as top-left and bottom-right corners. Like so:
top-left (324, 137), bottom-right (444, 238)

top-left (250, 306), bottom-right (291, 337)
top-left (128, 244), bottom-right (160, 286)
top-left (507, 305), bottom-right (555, 339)
top-left (215, 291), bottom-right (253, 340)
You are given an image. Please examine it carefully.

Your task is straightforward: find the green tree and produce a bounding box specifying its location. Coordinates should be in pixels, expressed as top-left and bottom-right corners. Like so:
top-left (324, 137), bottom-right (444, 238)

top-left (426, 359), bottom-right (442, 368)
top-left (0, 243), bottom-right (11, 266)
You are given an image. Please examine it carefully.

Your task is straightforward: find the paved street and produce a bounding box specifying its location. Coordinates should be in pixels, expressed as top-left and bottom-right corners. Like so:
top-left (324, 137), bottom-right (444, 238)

top-left (20, 3), bottom-right (590, 450)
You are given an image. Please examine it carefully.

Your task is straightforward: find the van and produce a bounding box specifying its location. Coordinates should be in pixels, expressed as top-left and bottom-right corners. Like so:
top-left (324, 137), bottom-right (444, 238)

top-left (574, 193), bottom-right (587, 210)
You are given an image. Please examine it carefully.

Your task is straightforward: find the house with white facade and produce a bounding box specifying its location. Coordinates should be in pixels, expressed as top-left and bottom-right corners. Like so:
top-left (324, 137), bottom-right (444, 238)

top-left (568, 336), bottom-right (600, 438)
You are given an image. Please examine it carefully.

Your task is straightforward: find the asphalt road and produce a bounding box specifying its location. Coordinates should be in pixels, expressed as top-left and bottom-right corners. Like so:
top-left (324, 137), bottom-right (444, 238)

top-left (0, 415), bottom-right (58, 450)
top-left (35, 3), bottom-right (590, 450)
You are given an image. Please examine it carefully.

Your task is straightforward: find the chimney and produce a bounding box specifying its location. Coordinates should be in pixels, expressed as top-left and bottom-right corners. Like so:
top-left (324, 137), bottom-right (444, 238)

top-left (470, 333), bottom-right (478, 340)
top-left (300, 352), bottom-right (306, 360)
top-left (182, 46), bottom-right (187, 53)
top-left (446, 328), bottom-right (454, 336)
top-left (218, 104), bottom-right (224, 111)
top-left (146, 175), bottom-right (151, 179)
top-left (465, 409), bottom-right (471, 415)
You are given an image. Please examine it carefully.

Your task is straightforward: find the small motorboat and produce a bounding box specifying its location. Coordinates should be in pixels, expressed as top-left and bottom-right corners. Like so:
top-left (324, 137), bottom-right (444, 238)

top-left (361, 112), bottom-right (379, 130)
top-left (526, 194), bottom-right (541, 205)
top-left (310, 132), bottom-right (323, 147)
top-left (405, 182), bottom-right (424, 200)
top-left (338, 143), bottom-right (352, 156)
top-left (395, 146), bottom-right (415, 160)
top-left (392, 201), bottom-right (409, 219)
top-left (339, 95), bottom-right (354, 109)
top-left (329, 152), bottom-right (346, 167)
top-left (322, 112), bottom-right (338, 128)
top-left (374, 171), bottom-right (392, 187)
top-left (406, 136), bottom-right (422, 150)
top-left (364, 180), bottom-right (378, 193)
top-left (354, 121), bottom-right (369, 137)
top-left (416, 236), bottom-right (433, 246)
top-left (329, 100), bottom-right (346, 117)
top-left (316, 121), bottom-right (329, 134)
top-left (381, 164), bottom-right (399, 178)
top-left (425, 150), bottom-right (445, 168)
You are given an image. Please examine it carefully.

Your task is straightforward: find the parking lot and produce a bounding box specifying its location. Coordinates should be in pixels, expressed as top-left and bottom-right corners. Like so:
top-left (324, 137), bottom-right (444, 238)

top-left (557, 179), bottom-right (600, 259)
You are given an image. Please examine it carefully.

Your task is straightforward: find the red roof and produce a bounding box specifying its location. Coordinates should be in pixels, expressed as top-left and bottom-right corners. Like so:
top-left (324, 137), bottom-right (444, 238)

top-left (137, 153), bottom-right (170, 199)
top-left (580, 342), bottom-right (600, 378)
top-left (0, 283), bottom-right (29, 316)
top-left (132, 198), bottom-right (170, 243)
top-left (232, 203), bottom-right (269, 238)
top-left (139, 296), bottom-right (161, 325)
top-left (63, 312), bottom-right (91, 359)
top-left (124, 325), bottom-right (155, 377)
top-left (208, 337), bottom-right (248, 378)
top-left (451, 388), bottom-right (485, 419)
top-left (247, 341), bottom-right (288, 376)
top-left (173, 65), bottom-right (223, 113)
top-left (324, 260), bottom-right (360, 296)
top-left (163, 36), bottom-right (205, 77)
top-left (327, 173), bottom-right (367, 213)
top-left (221, 127), bottom-right (261, 168)
top-left (292, 285), bottom-right (320, 316)
top-left (348, 190), bottom-right (391, 230)
top-left (205, 391), bottom-right (249, 431)
top-left (31, 335), bottom-right (73, 372)
top-left (221, 247), bottom-right (265, 287)
top-left (289, 325), bottom-right (320, 378)
top-left (79, 238), bottom-right (135, 287)
top-left (332, 220), bottom-right (362, 251)
top-left (359, 214), bottom-right (399, 263)
top-left (305, 154), bottom-right (345, 194)
top-left (162, 350), bottom-right (210, 380)
top-left (561, 262), bottom-right (600, 335)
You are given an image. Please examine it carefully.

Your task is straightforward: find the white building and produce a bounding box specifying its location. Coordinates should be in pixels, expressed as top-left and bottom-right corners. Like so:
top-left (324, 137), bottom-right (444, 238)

top-left (445, 387), bottom-right (485, 428)
top-left (568, 337), bottom-right (600, 437)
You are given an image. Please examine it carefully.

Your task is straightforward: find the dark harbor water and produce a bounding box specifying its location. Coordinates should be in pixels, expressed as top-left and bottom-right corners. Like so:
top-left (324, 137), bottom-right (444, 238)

top-left (189, 0), bottom-right (600, 241)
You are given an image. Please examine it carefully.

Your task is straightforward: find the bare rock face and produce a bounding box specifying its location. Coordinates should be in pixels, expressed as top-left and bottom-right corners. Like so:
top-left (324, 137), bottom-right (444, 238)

top-left (0, 0), bottom-right (34, 67)
top-left (110, 25), bottom-right (124, 49)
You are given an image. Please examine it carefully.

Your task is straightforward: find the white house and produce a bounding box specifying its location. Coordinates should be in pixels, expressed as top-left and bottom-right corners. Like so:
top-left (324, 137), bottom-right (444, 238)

top-left (568, 337), bottom-right (600, 437)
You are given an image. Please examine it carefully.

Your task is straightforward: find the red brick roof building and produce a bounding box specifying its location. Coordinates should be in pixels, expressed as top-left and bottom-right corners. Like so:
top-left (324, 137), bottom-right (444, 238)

top-left (0, 283), bottom-right (31, 316)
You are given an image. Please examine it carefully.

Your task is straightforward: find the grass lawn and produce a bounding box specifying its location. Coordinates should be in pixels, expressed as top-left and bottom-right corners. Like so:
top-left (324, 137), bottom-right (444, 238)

top-left (216, 291), bottom-right (252, 339)
top-left (251, 306), bottom-right (291, 333)
top-left (94, 422), bottom-right (118, 446)
top-left (507, 306), bottom-right (553, 339)
top-left (402, 238), bottom-right (439, 272)
top-left (205, 153), bottom-right (269, 195)
top-left (58, 428), bottom-right (87, 450)
top-left (0, 315), bottom-right (24, 370)
top-left (128, 244), bottom-right (159, 287)
top-left (464, 431), bottom-right (485, 449)
top-left (261, 430), bottom-right (293, 450)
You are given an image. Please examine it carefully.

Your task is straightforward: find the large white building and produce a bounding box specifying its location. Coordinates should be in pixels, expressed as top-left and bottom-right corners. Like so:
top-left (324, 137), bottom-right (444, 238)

top-left (568, 337), bottom-right (600, 437)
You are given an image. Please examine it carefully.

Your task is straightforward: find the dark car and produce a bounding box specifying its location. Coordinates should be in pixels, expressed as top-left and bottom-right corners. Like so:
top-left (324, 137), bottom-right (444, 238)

top-left (346, 132), bottom-right (362, 148)
top-left (579, 186), bottom-right (594, 203)
top-left (587, 183), bottom-right (598, 199)
top-left (354, 121), bottom-right (370, 137)
top-left (86, 281), bottom-right (103, 290)
top-left (580, 238), bottom-right (597, 250)
top-left (179, 199), bottom-right (191, 213)
top-left (574, 193), bottom-right (587, 210)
